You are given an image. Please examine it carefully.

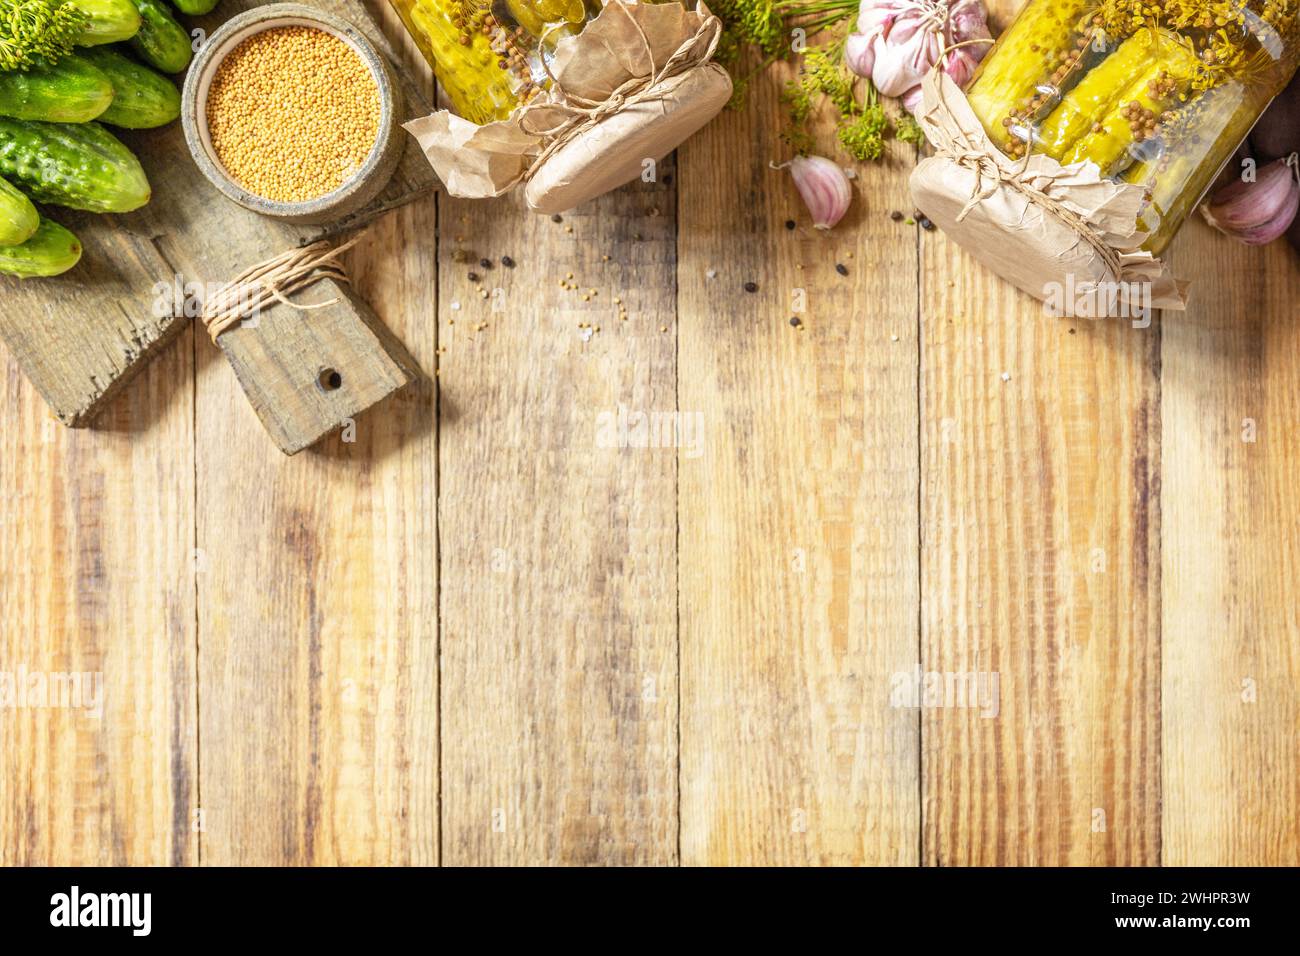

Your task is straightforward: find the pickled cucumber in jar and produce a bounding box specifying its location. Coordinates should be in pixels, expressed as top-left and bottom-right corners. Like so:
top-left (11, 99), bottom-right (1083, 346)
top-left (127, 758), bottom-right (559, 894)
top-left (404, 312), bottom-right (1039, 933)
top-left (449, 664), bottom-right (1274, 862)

top-left (388, 0), bottom-right (590, 124)
top-left (964, 0), bottom-right (1300, 254)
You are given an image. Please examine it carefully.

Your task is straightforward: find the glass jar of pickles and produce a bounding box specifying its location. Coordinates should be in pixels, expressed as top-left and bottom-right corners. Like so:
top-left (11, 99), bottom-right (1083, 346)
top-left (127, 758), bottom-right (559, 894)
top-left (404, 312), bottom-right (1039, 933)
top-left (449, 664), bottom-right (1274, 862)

top-left (965, 0), bottom-right (1300, 255)
top-left (389, 0), bottom-right (594, 125)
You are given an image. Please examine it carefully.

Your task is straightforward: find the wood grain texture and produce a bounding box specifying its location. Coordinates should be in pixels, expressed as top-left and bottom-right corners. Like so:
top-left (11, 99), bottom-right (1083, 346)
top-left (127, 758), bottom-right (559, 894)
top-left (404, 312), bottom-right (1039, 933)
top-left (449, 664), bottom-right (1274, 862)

top-left (192, 8), bottom-right (439, 865)
top-left (437, 181), bottom-right (679, 865)
top-left (215, 280), bottom-right (420, 455)
top-left (0, 221), bottom-right (187, 426)
top-left (0, 328), bottom-right (197, 865)
top-left (677, 68), bottom-right (921, 865)
top-left (4, 0), bottom-right (1300, 870)
top-left (918, 0), bottom-right (1161, 867)
top-left (1161, 224), bottom-right (1300, 866)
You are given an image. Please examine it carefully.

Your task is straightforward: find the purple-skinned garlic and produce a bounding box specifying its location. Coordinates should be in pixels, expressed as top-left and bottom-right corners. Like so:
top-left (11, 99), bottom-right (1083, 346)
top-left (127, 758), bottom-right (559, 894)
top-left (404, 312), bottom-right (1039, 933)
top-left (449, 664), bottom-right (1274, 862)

top-left (1203, 154), bottom-right (1300, 246)
top-left (845, 0), bottom-right (992, 114)
top-left (787, 156), bottom-right (853, 230)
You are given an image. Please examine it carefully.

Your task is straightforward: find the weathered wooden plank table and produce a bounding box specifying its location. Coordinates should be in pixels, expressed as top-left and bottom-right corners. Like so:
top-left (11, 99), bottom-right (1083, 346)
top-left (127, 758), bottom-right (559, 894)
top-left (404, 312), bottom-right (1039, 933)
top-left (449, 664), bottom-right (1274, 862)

top-left (0, 0), bottom-right (1296, 865)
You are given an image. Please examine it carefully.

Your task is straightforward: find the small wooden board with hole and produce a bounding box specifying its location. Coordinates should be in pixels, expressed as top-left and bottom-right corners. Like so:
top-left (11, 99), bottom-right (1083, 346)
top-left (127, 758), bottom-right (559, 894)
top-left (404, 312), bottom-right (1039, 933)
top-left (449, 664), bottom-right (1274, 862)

top-left (0, 0), bottom-right (433, 453)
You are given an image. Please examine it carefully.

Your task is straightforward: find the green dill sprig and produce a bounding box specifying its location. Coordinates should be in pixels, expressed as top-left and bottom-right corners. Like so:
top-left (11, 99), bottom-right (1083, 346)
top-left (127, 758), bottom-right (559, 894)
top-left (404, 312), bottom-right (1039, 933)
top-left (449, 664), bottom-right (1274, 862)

top-left (781, 41), bottom-right (920, 162)
top-left (715, 0), bottom-right (922, 162)
top-left (0, 0), bottom-right (88, 73)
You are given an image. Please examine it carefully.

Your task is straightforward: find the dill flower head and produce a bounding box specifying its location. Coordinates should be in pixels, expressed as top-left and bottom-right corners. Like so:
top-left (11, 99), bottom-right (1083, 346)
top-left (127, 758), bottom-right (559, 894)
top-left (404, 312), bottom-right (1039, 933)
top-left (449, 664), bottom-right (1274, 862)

top-left (0, 0), bottom-right (87, 73)
top-left (713, 0), bottom-right (785, 58)
top-left (1097, 0), bottom-right (1300, 87)
top-left (837, 103), bottom-right (888, 161)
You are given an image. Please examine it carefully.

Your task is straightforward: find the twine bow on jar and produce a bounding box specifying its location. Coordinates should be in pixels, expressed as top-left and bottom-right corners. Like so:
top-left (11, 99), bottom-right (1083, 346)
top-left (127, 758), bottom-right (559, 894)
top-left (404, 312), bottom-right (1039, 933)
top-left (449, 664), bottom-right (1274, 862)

top-left (914, 54), bottom-right (1146, 289)
top-left (909, 54), bottom-right (1189, 310)
top-left (512, 3), bottom-right (723, 181)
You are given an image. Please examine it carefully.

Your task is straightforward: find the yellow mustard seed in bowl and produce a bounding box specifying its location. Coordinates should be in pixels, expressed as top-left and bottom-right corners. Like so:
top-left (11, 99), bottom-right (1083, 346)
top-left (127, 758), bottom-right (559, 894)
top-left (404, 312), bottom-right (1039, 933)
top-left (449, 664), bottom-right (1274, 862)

top-left (206, 25), bottom-right (381, 204)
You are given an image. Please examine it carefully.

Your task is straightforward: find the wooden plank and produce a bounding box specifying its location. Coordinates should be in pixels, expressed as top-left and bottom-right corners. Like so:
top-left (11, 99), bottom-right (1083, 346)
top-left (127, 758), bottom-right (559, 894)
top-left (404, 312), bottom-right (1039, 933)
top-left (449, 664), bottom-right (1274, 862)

top-left (919, 0), bottom-right (1160, 866)
top-left (0, 0), bottom-right (435, 433)
top-left (0, 219), bottom-right (187, 426)
top-left (214, 280), bottom-right (421, 455)
top-left (0, 327), bottom-right (197, 865)
top-left (1160, 224), bottom-right (1300, 865)
top-left (677, 68), bottom-right (921, 864)
top-left (193, 10), bottom-right (439, 865)
top-left (437, 180), bottom-right (679, 863)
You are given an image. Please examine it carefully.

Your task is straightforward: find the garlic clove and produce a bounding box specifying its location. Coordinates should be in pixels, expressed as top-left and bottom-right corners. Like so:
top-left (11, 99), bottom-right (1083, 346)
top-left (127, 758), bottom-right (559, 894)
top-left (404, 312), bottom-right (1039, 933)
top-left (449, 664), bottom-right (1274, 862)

top-left (949, 0), bottom-right (993, 45)
top-left (845, 31), bottom-right (875, 79)
top-left (1204, 155), bottom-right (1300, 245)
top-left (902, 84), bottom-right (924, 115)
top-left (872, 33), bottom-right (931, 98)
top-left (943, 48), bottom-right (980, 89)
top-left (788, 155), bottom-right (853, 231)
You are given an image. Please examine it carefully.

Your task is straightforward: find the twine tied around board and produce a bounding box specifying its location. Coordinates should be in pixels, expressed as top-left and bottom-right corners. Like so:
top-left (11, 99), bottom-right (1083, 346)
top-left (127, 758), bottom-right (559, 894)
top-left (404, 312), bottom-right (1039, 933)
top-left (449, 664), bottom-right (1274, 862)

top-left (200, 235), bottom-right (363, 341)
top-left (513, 2), bottom-right (722, 182)
top-left (922, 39), bottom-right (1127, 283)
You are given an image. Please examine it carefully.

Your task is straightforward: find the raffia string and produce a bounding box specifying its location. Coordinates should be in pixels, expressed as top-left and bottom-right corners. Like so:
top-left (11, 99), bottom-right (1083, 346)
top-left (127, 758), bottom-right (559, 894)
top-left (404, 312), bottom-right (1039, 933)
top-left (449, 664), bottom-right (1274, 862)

top-left (925, 40), bottom-right (1127, 282)
top-left (514, 2), bottom-right (722, 182)
top-left (201, 235), bottom-right (363, 342)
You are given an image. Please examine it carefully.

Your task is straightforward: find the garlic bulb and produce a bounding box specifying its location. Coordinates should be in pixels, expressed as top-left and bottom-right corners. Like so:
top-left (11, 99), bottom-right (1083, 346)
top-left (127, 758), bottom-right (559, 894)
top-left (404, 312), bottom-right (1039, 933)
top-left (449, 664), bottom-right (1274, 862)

top-left (846, 0), bottom-right (992, 114)
top-left (1203, 155), bottom-right (1300, 246)
top-left (787, 156), bottom-right (853, 230)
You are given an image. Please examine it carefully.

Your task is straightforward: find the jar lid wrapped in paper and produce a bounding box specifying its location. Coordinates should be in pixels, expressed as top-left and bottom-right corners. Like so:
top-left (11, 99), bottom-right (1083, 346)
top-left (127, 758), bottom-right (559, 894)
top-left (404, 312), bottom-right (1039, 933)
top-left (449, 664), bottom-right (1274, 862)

top-left (910, 69), bottom-right (1189, 313)
top-left (404, 0), bottom-right (732, 215)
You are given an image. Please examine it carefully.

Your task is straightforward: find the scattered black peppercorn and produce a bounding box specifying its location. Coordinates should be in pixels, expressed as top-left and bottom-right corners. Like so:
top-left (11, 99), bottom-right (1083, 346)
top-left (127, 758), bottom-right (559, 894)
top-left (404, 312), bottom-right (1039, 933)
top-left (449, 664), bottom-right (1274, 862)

top-left (743, 281), bottom-right (758, 293)
top-left (891, 211), bottom-right (904, 222)
top-left (919, 217), bottom-right (935, 231)
top-left (785, 220), bottom-right (796, 231)
top-left (789, 317), bottom-right (802, 328)
top-left (479, 258), bottom-right (492, 269)
top-left (835, 263), bottom-right (849, 276)
top-left (551, 214), bottom-right (563, 223)
top-left (467, 271), bottom-right (480, 282)
top-left (501, 255), bottom-right (515, 268)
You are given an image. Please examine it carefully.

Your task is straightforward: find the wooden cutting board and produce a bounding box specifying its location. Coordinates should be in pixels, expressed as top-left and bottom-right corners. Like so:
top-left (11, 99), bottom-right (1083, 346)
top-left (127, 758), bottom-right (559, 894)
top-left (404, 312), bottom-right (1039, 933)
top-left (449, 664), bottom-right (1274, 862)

top-left (0, 0), bottom-right (436, 453)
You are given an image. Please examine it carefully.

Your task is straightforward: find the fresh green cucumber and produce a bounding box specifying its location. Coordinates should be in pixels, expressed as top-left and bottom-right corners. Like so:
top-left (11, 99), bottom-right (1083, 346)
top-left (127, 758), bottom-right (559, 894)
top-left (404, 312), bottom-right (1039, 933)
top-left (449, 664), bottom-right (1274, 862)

top-left (67, 0), bottom-right (143, 46)
top-left (0, 218), bottom-right (83, 278)
top-left (0, 177), bottom-right (39, 247)
top-left (126, 0), bottom-right (193, 74)
top-left (79, 47), bottom-right (180, 128)
top-left (0, 55), bottom-right (115, 123)
top-left (0, 119), bottom-right (151, 213)
top-left (167, 0), bottom-right (218, 15)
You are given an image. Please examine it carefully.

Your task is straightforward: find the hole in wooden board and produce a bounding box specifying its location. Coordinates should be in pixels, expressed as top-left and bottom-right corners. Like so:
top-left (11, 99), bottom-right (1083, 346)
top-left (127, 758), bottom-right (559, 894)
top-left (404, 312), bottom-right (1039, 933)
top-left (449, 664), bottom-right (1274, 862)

top-left (317, 368), bottom-right (343, 392)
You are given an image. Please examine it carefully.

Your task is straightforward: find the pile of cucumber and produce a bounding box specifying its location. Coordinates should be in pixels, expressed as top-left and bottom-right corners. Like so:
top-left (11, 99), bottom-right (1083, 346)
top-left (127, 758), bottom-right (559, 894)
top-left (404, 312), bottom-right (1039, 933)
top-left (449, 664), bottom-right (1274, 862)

top-left (0, 0), bottom-right (218, 278)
